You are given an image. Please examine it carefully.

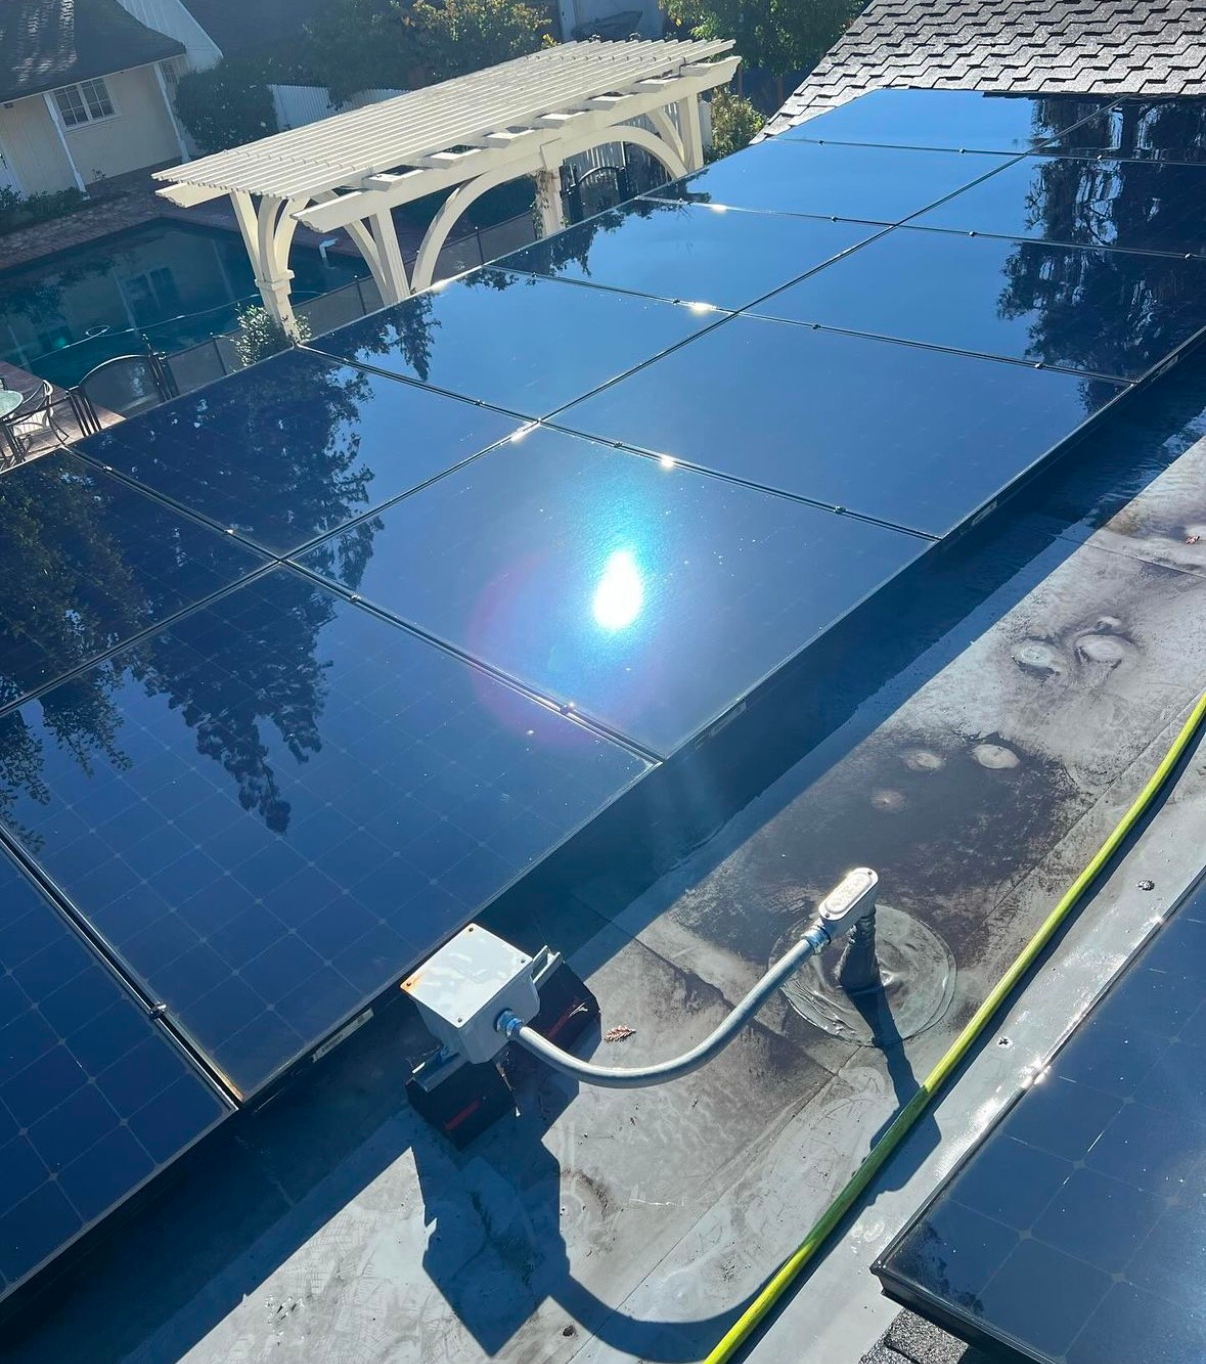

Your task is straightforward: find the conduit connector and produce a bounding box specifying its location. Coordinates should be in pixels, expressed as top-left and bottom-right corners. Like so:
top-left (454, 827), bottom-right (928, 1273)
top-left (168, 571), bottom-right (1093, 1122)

top-left (837, 907), bottom-right (880, 996)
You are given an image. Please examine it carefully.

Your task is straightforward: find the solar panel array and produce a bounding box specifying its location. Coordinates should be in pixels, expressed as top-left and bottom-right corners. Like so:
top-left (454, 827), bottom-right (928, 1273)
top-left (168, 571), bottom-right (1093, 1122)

top-left (4, 88), bottom-right (1206, 1299)
top-left (876, 878), bottom-right (1206, 1364)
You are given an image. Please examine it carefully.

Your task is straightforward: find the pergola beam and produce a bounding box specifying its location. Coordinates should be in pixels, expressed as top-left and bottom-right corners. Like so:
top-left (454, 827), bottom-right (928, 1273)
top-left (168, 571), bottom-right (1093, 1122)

top-left (154, 39), bottom-right (734, 200)
top-left (294, 59), bottom-right (737, 232)
top-left (154, 40), bottom-right (739, 326)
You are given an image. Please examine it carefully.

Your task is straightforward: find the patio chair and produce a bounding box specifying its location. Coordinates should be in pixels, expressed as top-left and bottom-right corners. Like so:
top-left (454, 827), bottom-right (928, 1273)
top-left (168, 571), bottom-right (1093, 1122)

top-left (71, 352), bottom-right (175, 435)
top-left (0, 380), bottom-right (68, 460)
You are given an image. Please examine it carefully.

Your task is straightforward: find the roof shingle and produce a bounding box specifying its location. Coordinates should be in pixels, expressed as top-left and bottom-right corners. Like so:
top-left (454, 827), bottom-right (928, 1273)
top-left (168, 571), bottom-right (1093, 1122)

top-left (0, 0), bottom-right (184, 104)
top-left (766, 0), bottom-right (1206, 135)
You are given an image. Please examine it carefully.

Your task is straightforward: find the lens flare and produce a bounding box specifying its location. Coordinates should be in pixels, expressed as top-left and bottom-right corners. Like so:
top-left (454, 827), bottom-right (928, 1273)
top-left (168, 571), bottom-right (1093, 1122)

top-left (592, 549), bottom-right (643, 631)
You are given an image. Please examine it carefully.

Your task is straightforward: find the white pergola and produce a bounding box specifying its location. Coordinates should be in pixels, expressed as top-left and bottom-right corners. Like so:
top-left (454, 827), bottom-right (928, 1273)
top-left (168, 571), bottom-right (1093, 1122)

top-left (155, 39), bottom-right (739, 333)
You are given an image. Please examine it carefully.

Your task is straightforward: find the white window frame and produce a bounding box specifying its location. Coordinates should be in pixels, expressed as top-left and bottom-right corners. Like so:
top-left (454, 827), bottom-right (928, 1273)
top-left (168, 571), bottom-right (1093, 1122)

top-left (54, 77), bottom-right (118, 128)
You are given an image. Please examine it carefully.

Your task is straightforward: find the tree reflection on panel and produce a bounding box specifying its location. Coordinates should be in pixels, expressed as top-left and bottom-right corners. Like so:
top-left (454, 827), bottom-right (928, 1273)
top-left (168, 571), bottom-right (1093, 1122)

top-left (998, 101), bottom-right (1206, 403)
top-left (0, 364), bottom-right (384, 839)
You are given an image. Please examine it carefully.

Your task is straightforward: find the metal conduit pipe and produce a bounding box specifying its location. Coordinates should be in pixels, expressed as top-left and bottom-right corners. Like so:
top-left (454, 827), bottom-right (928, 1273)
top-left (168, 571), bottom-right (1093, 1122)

top-left (497, 868), bottom-right (879, 1090)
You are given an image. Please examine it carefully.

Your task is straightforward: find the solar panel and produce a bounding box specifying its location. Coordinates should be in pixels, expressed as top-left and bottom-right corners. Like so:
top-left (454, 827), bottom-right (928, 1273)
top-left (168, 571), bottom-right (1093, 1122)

top-left (294, 427), bottom-right (926, 756)
top-left (0, 569), bottom-right (648, 1097)
top-left (498, 199), bottom-right (882, 311)
top-left (915, 155), bottom-right (1206, 258)
top-left (876, 878), bottom-right (1206, 1364)
top-left (0, 452), bottom-right (264, 713)
top-left (645, 139), bottom-right (1014, 224)
top-left (752, 227), bottom-right (1206, 381)
top-left (1028, 96), bottom-right (1206, 164)
top-left (75, 348), bottom-right (521, 556)
top-left (553, 314), bottom-right (1127, 537)
top-left (778, 90), bottom-right (1116, 155)
top-left (308, 267), bottom-right (716, 417)
top-left (0, 846), bottom-right (229, 1303)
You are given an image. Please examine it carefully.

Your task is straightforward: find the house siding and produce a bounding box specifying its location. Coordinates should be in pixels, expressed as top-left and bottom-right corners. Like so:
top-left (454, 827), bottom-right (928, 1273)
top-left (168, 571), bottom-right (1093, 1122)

top-left (0, 97), bottom-right (76, 194)
top-left (63, 66), bottom-right (180, 183)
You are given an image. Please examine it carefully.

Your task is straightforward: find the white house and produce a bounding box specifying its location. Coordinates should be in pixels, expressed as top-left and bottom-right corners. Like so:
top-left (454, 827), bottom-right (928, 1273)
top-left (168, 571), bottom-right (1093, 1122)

top-left (0, 0), bottom-right (221, 198)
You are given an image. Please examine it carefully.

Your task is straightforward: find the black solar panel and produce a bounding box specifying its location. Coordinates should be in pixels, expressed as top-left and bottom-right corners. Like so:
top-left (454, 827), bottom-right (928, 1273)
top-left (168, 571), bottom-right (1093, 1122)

top-left (308, 267), bottom-right (717, 416)
top-left (553, 314), bottom-right (1127, 537)
top-left (779, 90), bottom-right (1116, 155)
top-left (0, 451), bottom-right (264, 712)
top-left (752, 227), bottom-right (1206, 381)
top-left (876, 878), bottom-right (1206, 1364)
top-left (1027, 96), bottom-right (1206, 164)
top-left (0, 569), bottom-right (648, 1096)
top-left (75, 348), bottom-right (521, 556)
top-left (645, 139), bottom-right (1014, 224)
top-left (498, 199), bottom-right (881, 311)
top-left (915, 155), bottom-right (1206, 258)
top-left (294, 427), bottom-right (927, 756)
top-left (0, 846), bottom-right (229, 1303)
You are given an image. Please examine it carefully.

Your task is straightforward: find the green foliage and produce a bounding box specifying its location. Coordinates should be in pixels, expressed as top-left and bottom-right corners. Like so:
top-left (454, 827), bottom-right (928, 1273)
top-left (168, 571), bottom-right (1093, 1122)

top-left (666, 0), bottom-right (862, 77)
top-left (232, 305), bottom-right (311, 367)
top-left (707, 90), bottom-right (765, 160)
top-left (0, 186), bottom-right (88, 236)
top-left (175, 60), bottom-right (279, 154)
top-left (303, 0), bottom-right (418, 104)
top-left (410, 0), bottom-right (552, 82)
top-left (303, 0), bottom-right (552, 100)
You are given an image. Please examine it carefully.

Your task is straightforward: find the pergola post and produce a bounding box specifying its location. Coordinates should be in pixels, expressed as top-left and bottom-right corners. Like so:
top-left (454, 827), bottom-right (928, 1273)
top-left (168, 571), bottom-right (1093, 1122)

top-left (230, 190), bottom-right (300, 337)
top-left (370, 210), bottom-right (412, 303)
top-left (676, 95), bottom-right (706, 171)
top-left (534, 162), bottom-right (563, 239)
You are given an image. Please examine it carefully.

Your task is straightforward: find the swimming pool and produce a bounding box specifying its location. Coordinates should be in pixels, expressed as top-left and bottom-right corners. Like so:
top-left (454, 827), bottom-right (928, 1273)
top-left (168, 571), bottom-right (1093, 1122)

top-left (0, 220), bottom-right (370, 387)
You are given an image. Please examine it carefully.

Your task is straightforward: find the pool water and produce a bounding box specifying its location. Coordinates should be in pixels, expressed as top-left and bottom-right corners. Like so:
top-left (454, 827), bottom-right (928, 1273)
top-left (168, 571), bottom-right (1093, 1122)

top-left (0, 221), bottom-right (370, 387)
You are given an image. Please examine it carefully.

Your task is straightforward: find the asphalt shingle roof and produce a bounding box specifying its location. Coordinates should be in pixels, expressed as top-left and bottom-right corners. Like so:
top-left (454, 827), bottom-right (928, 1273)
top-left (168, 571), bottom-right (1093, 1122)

top-left (766, 0), bottom-right (1206, 135)
top-left (0, 0), bottom-right (185, 103)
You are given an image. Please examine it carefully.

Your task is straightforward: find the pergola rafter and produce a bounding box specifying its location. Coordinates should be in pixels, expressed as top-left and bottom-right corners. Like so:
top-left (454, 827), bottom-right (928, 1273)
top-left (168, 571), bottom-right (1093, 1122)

top-left (155, 39), bottom-right (739, 330)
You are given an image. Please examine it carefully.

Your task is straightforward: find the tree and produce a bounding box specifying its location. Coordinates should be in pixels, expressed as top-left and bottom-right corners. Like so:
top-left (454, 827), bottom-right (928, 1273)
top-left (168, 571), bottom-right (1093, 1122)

top-left (666, 0), bottom-right (863, 83)
top-left (175, 60), bottom-right (279, 153)
top-left (304, 0), bottom-right (552, 100)
top-left (409, 0), bottom-right (552, 82)
top-left (707, 90), bottom-right (765, 160)
top-left (232, 304), bottom-right (312, 367)
top-left (303, 0), bottom-right (421, 104)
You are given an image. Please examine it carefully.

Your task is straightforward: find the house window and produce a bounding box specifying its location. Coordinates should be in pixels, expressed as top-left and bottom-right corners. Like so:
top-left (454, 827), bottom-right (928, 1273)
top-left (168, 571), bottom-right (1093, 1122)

top-left (54, 78), bottom-right (116, 128)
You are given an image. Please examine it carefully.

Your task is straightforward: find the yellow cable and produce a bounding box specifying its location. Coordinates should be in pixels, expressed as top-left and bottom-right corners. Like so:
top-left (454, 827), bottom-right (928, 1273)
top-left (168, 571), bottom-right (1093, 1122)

top-left (706, 688), bottom-right (1206, 1364)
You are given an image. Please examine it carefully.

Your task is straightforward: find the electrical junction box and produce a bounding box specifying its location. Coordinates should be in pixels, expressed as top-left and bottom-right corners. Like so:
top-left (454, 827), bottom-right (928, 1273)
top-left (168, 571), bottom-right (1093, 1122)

top-left (401, 923), bottom-right (538, 1064)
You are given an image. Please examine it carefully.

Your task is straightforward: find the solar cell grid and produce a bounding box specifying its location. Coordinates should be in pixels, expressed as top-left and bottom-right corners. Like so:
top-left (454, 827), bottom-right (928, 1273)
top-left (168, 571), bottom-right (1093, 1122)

top-left (498, 200), bottom-right (882, 311)
top-left (0, 569), bottom-right (648, 1096)
top-left (0, 849), bottom-right (228, 1302)
top-left (553, 314), bottom-right (1128, 537)
top-left (915, 155), bottom-right (1206, 258)
top-left (876, 879), bottom-right (1206, 1364)
top-left (294, 427), bottom-right (927, 756)
top-left (751, 228), bottom-right (1206, 382)
top-left (74, 348), bottom-right (522, 556)
top-left (0, 451), bottom-right (264, 713)
top-left (645, 139), bottom-right (1015, 224)
top-left (308, 267), bottom-right (718, 416)
top-left (779, 90), bottom-right (1118, 155)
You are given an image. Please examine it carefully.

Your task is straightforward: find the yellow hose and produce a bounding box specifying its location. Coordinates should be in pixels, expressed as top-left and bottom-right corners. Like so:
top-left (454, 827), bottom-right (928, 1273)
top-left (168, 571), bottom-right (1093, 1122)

top-left (705, 688), bottom-right (1206, 1364)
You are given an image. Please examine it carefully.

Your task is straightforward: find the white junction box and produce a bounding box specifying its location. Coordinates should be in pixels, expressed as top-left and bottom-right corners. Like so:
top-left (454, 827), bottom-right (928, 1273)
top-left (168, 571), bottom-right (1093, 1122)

top-left (401, 924), bottom-right (539, 1064)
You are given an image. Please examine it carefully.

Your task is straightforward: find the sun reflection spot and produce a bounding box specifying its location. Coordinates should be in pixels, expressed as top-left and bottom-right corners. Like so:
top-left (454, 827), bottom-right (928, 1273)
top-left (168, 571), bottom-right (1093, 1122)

top-left (593, 549), bottom-right (644, 631)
